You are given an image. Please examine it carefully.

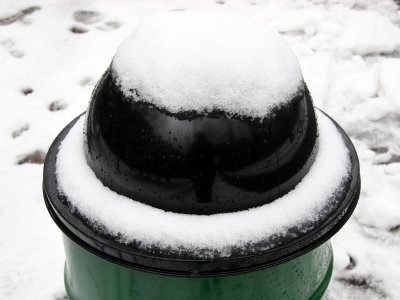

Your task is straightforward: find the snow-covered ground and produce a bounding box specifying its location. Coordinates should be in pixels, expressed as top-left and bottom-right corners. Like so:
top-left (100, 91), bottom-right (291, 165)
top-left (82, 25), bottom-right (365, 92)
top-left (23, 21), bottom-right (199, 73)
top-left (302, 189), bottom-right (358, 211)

top-left (0, 0), bottom-right (399, 299)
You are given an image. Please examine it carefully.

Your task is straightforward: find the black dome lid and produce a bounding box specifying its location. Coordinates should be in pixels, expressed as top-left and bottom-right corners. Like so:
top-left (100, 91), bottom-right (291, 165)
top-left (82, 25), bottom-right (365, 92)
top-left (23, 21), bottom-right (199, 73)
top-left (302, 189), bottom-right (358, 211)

top-left (84, 67), bottom-right (318, 215)
top-left (42, 12), bottom-right (360, 276)
top-left (43, 108), bottom-right (360, 276)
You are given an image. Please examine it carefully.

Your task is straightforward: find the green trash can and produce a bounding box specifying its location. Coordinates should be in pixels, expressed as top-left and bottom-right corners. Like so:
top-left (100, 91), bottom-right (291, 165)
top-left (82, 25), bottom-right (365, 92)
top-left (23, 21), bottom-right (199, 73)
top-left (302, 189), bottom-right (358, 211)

top-left (62, 234), bottom-right (333, 300)
top-left (43, 12), bottom-right (360, 300)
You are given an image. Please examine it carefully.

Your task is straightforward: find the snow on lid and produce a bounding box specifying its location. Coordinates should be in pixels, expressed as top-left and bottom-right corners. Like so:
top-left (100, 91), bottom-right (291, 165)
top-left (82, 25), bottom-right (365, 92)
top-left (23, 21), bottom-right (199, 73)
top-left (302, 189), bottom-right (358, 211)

top-left (56, 111), bottom-right (350, 257)
top-left (112, 11), bottom-right (303, 118)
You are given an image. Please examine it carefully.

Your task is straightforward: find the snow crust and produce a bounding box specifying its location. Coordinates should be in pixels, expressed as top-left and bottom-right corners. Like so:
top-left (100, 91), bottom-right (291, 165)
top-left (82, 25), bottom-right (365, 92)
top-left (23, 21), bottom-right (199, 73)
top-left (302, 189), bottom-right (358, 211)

top-left (338, 11), bottom-right (400, 56)
top-left (56, 111), bottom-right (350, 254)
top-left (112, 11), bottom-right (303, 118)
top-left (379, 59), bottom-right (400, 109)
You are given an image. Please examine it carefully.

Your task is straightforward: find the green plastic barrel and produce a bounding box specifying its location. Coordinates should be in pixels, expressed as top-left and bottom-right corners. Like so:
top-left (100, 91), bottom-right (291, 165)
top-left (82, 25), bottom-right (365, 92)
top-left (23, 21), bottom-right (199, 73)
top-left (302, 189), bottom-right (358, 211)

top-left (43, 12), bottom-right (361, 300)
top-left (63, 234), bottom-right (333, 300)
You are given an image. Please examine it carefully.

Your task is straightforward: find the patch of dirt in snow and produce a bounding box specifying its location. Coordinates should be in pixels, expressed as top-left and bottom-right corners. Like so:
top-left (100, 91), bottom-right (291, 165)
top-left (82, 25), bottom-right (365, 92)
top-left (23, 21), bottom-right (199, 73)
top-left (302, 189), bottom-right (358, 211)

top-left (0, 0), bottom-right (400, 299)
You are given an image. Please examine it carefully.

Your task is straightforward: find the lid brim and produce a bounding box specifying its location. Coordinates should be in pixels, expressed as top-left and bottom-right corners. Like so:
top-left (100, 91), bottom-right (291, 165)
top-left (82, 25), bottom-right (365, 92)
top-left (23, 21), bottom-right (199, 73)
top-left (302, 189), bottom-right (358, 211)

top-left (43, 109), bottom-right (360, 277)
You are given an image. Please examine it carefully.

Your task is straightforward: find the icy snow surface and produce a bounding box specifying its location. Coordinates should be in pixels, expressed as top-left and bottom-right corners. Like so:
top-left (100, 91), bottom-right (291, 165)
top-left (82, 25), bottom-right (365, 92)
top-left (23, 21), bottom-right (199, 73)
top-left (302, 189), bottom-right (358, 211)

top-left (112, 11), bottom-right (303, 118)
top-left (1, 0), bottom-right (400, 299)
top-left (56, 111), bottom-right (349, 254)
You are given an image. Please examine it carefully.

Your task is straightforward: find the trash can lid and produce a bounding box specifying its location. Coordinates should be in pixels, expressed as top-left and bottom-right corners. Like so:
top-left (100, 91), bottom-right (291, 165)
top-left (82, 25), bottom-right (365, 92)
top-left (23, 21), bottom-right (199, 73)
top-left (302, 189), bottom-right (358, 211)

top-left (43, 11), bottom-right (360, 276)
top-left (84, 11), bottom-right (314, 215)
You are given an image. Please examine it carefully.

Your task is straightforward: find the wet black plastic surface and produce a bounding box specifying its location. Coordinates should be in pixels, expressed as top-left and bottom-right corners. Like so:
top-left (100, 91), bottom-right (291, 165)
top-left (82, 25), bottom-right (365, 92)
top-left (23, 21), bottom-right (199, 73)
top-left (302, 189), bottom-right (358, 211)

top-left (42, 110), bottom-right (360, 276)
top-left (84, 68), bottom-right (318, 214)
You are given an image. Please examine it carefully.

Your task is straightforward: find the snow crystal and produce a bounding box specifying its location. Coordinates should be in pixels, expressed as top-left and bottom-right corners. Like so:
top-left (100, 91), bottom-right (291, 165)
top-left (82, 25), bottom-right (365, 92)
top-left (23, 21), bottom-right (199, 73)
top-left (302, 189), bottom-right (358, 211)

top-left (112, 11), bottom-right (303, 118)
top-left (56, 111), bottom-right (350, 254)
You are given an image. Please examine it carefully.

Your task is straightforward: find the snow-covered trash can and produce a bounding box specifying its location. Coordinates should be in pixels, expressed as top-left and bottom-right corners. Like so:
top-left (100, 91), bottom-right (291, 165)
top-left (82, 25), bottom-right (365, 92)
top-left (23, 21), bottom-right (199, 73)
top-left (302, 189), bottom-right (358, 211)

top-left (43, 11), bottom-right (360, 300)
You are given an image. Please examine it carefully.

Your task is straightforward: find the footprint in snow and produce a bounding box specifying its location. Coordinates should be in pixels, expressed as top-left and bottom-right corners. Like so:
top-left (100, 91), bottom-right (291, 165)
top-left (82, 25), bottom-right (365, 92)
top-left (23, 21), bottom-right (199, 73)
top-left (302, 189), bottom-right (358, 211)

top-left (9, 49), bottom-right (25, 58)
top-left (376, 154), bottom-right (400, 165)
top-left (96, 21), bottom-right (121, 31)
top-left (69, 25), bottom-right (88, 34)
top-left (370, 146), bottom-right (389, 154)
top-left (0, 38), bottom-right (15, 48)
top-left (389, 224), bottom-right (400, 234)
top-left (336, 276), bottom-right (387, 299)
top-left (11, 124), bottom-right (29, 139)
top-left (17, 150), bottom-right (46, 165)
top-left (73, 10), bottom-right (103, 25)
top-left (0, 6), bottom-right (41, 26)
top-left (0, 38), bottom-right (25, 59)
top-left (21, 87), bottom-right (33, 95)
top-left (48, 100), bottom-right (68, 112)
top-left (71, 11), bottom-right (120, 33)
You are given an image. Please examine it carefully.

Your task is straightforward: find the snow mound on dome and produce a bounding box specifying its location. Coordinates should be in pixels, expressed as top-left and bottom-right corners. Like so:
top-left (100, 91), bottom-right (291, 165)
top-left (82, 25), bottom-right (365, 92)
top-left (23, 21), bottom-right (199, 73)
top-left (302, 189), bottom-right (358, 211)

top-left (112, 11), bottom-right (303, 118)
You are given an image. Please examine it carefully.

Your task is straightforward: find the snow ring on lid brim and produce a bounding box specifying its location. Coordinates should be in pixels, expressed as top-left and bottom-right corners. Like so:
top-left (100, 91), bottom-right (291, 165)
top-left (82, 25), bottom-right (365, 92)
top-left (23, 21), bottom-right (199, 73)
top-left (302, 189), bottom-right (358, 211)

top-left (56, 110), bottom-right (350, 258)
top-left (111, 11), bottom-right (303, 119)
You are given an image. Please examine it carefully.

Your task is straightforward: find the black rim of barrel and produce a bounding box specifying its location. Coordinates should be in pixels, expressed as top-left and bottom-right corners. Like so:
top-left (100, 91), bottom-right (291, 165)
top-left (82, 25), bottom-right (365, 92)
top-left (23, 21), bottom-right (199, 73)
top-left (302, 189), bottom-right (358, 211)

top-left (42, 109), bottom-right (360, 277)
